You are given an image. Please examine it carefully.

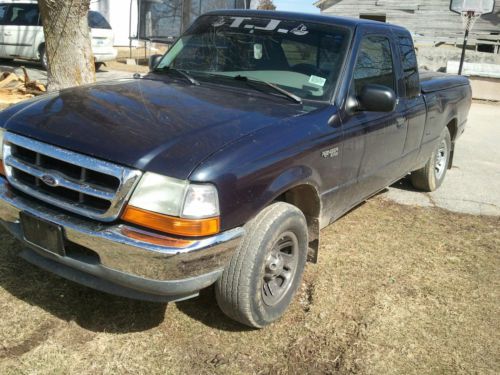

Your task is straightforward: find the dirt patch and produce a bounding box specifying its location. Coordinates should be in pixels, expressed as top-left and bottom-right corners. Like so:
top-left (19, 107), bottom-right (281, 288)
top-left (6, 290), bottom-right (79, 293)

top-left (0, 321), bottom-right (58, 360)
top-left (0, 198), bottom-right (498, 374)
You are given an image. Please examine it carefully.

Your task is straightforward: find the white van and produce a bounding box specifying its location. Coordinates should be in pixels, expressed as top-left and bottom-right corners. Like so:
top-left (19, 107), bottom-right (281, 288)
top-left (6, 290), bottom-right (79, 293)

top-left (0, 0), bottom-right (117, 70)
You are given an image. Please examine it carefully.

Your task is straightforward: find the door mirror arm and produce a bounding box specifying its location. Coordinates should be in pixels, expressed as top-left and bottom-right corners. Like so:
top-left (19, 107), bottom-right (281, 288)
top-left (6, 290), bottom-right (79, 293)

top-left (148, 54), bottom-right (163, 72)
top-left (345, 95), bottom-right (361, 116)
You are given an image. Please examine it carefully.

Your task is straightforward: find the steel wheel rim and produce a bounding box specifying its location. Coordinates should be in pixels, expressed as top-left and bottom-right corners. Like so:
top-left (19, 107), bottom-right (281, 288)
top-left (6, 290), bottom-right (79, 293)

top-left (435, 139), bottom-right (447, 180)
top-left (262, 231), bottom-right (299, 307)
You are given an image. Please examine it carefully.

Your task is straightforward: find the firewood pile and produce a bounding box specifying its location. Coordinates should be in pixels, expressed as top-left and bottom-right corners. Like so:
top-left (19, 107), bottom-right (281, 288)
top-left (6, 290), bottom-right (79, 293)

top-left (0, 67), bottom-right (46, 107)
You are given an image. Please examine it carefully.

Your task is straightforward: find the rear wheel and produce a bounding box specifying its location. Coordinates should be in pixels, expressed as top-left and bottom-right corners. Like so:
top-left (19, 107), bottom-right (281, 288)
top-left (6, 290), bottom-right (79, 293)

top-left (215, 202), bottom-right (308, 328)
top-left (39, 45), bottom-right (48, 70)
top-left (410, 127), bottom-right (451, 192)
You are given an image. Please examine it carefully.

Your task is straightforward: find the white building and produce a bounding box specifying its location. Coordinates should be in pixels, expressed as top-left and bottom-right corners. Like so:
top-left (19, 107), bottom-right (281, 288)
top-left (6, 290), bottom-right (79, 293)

top-left (314, 0), bottom-right (500, 54)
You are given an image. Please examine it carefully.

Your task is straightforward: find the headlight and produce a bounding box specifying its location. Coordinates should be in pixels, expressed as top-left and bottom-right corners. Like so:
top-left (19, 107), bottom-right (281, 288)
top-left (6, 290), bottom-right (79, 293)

top-left (128, 173), bottom-right (188, 217)
top-left (122, 172), bottom-right (220, 237)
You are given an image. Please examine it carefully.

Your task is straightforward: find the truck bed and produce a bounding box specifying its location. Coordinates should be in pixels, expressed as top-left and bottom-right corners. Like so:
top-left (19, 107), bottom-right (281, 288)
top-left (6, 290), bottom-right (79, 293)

top-left (420, 71), bottom-right (470, 93)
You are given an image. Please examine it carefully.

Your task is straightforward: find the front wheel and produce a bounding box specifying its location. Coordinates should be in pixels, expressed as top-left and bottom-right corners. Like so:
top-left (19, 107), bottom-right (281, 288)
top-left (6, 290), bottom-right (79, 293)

top-left (215, 202), bottom-right (308, 328)
top-left (410, 127), bottom-right (451, 192)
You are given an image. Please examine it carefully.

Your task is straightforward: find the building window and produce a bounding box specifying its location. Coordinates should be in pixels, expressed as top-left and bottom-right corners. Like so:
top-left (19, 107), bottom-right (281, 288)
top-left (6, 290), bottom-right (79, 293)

top-left (359, 14), bottom-right (386, 23)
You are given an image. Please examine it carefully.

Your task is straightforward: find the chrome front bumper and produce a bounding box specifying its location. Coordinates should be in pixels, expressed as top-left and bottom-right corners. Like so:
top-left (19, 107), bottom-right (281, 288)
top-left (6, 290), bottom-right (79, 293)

top-left (0, 178), bottom-right (243, 302)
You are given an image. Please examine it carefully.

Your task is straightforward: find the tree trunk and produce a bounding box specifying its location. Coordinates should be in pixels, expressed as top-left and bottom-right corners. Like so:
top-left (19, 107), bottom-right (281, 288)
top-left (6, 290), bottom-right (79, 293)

top-left (181, 0), bottom-right (192, 33)
top-left (38, 0), bottom-right (95, 91)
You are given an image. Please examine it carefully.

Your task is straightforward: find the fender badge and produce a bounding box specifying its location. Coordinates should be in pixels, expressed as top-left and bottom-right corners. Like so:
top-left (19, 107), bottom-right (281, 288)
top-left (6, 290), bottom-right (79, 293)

top-left (322, 147), bottom-right (339, 159)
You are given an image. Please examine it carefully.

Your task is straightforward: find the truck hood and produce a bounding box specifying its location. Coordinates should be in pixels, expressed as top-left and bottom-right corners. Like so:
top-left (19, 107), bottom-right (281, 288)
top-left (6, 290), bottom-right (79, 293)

top-left (2, 77), bottom-right (303, 179)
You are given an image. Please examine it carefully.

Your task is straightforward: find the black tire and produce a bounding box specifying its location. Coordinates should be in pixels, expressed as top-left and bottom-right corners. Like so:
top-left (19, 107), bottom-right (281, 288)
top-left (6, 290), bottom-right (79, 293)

top-left (39, 45), bottom-right (47, 70)
top-left (215, 202), bottom-right (308, 328)
top-left (410, 127), bottom-right (451, 192)
top-left (95, 62), bottom-right (104, 71)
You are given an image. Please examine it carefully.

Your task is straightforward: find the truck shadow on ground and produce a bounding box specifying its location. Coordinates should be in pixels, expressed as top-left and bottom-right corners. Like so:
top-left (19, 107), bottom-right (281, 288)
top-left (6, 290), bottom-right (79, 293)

top-left (175, 288), bottom-right (255, 332)
top-left (0, 250), bottom-right (166, 333)
top-left (0, 229), bottom-right (165, 333)
top-left (0, 229), bottom-right (248, 333)
top-left (390, 176), bottom-right (421, 192)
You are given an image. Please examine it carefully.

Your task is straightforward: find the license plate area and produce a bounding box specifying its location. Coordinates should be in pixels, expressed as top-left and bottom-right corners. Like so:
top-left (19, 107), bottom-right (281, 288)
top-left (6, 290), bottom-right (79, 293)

top-left (20, 212), bottom-right (65, 256)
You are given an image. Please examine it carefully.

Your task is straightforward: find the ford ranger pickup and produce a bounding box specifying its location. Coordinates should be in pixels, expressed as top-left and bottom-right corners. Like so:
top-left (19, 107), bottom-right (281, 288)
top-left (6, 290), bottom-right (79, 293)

top-left (0, 10), bottom-right (472, 328)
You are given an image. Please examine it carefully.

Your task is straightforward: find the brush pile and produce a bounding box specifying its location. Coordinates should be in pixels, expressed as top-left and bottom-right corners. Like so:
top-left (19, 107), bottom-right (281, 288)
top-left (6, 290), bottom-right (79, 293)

top-left (0, 67), bottom-right (46, 108)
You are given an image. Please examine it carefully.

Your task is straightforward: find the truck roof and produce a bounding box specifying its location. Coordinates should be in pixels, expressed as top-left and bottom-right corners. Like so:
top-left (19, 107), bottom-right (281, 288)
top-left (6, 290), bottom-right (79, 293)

top-left (204, 9), bottom-right (408, 33)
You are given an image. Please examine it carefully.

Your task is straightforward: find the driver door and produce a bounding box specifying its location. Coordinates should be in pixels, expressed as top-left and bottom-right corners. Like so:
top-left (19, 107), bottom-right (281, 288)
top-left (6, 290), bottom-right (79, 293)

top-left (341, 31), bottom-right (408, 202)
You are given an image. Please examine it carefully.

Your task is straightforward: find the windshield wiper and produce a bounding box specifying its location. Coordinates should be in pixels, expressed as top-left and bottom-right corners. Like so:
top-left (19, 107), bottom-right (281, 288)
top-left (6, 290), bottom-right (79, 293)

top-left (234, 75), bottom-right (302, 104)
top-left (153, 67), bottom-right (200, 86)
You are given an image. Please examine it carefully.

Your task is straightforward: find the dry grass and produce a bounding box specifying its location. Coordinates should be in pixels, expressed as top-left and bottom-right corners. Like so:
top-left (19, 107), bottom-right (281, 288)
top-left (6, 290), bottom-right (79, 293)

top-left (0, 198), bottom-right (498, 375)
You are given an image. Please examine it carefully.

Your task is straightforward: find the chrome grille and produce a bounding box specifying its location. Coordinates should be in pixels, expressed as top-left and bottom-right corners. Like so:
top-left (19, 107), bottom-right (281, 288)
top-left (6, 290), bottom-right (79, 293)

top-left (2, 132), bottom-right (142, 221)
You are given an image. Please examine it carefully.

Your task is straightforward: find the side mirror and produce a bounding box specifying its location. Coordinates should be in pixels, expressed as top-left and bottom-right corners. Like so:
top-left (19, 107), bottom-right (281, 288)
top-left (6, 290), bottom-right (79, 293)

top-left (149, 54), bottom-right (163, 71)
top-left (350, 84), bottom-right (397, 113)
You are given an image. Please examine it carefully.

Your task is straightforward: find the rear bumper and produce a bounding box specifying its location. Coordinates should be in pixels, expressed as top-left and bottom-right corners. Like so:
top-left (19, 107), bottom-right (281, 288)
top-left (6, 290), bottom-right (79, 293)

top-left (93, 47), bottom-right (118, 62)
top-left (0, 178), bottom-right (243, 302)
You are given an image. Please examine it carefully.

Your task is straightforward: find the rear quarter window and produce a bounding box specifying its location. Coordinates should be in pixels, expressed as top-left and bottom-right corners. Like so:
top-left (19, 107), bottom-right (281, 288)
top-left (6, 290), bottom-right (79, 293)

top-left (281, 34), bottom-right (346, 78)
top-left (88, 11), bottom-right (111, 29)
top-left (398, 36), bottom-right (420, 98)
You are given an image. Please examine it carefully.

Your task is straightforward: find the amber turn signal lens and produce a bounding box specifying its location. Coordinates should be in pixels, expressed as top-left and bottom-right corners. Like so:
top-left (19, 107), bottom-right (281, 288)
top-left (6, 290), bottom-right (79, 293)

top-left (0, 160), bottom-right (5, 176)
top-left (121, 227), bottom-right (195, 248)
top-left (122, 206), bottom-right (220, 237)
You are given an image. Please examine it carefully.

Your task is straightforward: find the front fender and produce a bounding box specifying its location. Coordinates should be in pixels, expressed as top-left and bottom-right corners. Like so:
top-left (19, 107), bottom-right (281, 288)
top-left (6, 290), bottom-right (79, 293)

top-left (253, 165), bottom-right (321, 211)
top-left (189, 105), bottom-right (337, 232)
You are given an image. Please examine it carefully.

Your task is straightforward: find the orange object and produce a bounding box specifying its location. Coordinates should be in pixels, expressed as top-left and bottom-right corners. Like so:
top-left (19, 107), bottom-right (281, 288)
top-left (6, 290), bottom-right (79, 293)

top-left (0, 160), bottom-right (5, 176)
top-left (121, 227), bottom-right (195, 248)
top-left (122, 206), bottom-right (220, 237)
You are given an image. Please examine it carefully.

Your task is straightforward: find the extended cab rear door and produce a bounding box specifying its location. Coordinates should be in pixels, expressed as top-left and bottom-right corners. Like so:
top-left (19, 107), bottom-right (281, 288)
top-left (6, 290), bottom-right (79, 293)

top-left (394, 32), bottom-right (426, 173)
top-left (339, 25), bottom-right (408, 202)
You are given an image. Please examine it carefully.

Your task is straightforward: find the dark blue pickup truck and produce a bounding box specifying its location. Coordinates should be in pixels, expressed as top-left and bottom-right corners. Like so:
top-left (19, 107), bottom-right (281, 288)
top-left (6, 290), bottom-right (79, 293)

top-left (0, 10), bottom-right (471, 328)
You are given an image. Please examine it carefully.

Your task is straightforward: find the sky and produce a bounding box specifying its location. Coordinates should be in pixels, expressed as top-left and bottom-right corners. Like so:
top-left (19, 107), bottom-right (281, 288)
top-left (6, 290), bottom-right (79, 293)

top-left (273, 0), bottom-right (321, 14)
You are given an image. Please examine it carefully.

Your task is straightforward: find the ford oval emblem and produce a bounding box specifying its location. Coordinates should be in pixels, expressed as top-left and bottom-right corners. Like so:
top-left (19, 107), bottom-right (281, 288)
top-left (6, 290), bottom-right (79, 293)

top-left (40, 174), bottom-right (58, 187)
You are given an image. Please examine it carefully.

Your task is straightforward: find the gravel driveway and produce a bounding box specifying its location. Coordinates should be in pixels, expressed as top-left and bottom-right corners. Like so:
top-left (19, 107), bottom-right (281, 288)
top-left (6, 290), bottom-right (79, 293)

top-left (384, 101), bottom-right (500, 216)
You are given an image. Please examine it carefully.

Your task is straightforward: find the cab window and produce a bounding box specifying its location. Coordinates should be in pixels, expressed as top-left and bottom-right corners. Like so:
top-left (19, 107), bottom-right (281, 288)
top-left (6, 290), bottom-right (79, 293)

top-left (353, 35), bottom-right (395, 96)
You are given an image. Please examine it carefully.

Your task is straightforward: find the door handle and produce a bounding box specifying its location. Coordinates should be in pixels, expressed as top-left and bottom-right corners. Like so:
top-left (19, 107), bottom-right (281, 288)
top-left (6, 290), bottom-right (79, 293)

top-left (4, 32), bottom-right (12, 36)
top-left (396, 117), bottom-right (406, 128)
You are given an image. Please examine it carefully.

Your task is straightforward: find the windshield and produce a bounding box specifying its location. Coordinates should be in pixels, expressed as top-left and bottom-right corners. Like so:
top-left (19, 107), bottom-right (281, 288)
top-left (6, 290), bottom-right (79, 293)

top-left (156, 15), bottom-right (350, 101)
top-left (88, 11), bottom-right (111, 29)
